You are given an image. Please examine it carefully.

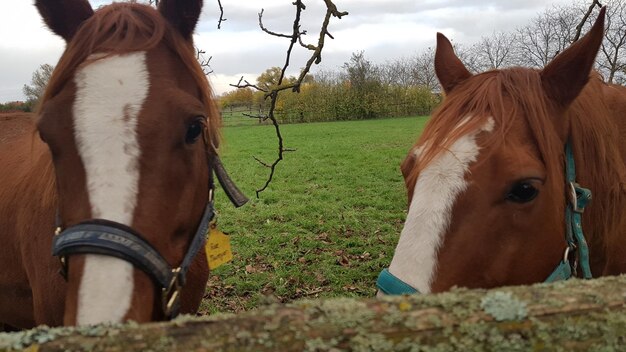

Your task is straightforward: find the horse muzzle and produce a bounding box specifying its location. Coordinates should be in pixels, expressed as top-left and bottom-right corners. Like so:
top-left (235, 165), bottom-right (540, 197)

top-left (52, 201), bottom-right (215, 318)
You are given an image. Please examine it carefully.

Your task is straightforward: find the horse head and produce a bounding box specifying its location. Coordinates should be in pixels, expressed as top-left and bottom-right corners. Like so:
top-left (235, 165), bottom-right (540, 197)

top-left (379, 8), bottom-right (614, 295)
top-left (35, 0), bottom-right (218, 325)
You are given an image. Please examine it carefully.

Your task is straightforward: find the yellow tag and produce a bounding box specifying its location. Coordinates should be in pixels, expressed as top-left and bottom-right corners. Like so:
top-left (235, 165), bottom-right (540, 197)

top-left (205, 225), bottom-right (233, 269)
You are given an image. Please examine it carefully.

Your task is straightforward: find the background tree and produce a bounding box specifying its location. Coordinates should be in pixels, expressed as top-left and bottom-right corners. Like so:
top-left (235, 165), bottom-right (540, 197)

top-left (22, 63), bottom-right (54, 107)
top-left (256, 67), bottom-right (297, 91)
top-left (470, 31), bottom-right (516, 71)
top-left (514, 5), bottom-right (579, 68)
top-left (598, 0), bottom-right (626, 83)
top-left (219, 87), bottom-right (255, 109)
top-left (411, 47), bottom-right (438, 92)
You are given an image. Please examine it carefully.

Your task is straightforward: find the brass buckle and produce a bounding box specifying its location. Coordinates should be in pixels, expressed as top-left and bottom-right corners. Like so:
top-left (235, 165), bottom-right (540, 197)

top-left (162, 267), bottom-right (183, 318)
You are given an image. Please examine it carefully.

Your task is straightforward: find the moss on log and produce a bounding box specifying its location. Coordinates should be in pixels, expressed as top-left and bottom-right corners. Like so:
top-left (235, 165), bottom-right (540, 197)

top-left (1, 275), bottom-right (625, 351)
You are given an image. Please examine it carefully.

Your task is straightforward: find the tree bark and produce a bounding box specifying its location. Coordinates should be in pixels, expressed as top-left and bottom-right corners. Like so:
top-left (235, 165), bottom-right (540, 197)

top-left (2, 275), bottom-right (625, 351)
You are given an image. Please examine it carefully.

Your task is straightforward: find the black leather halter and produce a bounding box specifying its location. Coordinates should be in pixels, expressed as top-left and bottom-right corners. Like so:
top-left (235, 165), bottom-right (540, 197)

top-left (52, 155), bottom-right (248, 319)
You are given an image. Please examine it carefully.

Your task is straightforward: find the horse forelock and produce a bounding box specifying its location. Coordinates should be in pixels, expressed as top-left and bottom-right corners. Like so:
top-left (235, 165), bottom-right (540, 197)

top-left (406, 69), bottom-right (564, 200)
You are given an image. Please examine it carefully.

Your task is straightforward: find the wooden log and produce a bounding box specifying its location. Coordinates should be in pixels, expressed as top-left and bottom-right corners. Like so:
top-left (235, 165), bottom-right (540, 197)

top-left (1, 275), bottom-right (625, 351)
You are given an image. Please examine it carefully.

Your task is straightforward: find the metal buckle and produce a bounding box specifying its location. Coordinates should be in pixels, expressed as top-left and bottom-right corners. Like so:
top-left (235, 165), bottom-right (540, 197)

top-left (562, 246), bottom-right (571, 263)
top-left (54, 226), bottom-right (69, 278)
top-left (567, 182), bottom-right (583, 213)
top-left (564, 244), bottom-right (579, 277)
top-left (162, 267), bottom-right (183, 318)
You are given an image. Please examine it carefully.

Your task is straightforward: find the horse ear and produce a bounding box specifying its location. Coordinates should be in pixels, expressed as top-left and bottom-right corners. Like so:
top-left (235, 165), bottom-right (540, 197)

top-left (541, 7), bottom-right (606, 109)
top-left (35, 0), bottom-right (94, 42)
top-left (435, 32), bottom-right (472, 94)
top-left (158, 0), bottom-right (203, 40)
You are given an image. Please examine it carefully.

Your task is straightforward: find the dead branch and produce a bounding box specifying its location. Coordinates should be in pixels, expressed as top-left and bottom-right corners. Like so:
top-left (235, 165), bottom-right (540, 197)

top-left (233, 76), bottom-right (267, 93)
top-left (216, 0), bottom-right (226, 29)
top-left (231, 0), bottom-right (348, 198)
top-left (573, 0), bottom-right (603, 42)
top-left (196, 48), bottom-right (213, 75)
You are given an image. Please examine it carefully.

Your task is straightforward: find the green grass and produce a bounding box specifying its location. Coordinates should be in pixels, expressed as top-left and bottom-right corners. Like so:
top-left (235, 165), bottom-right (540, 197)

top-left (221, 111), bottom-right (265, 127)
top-left (201, 116), bottom-right (429, 314)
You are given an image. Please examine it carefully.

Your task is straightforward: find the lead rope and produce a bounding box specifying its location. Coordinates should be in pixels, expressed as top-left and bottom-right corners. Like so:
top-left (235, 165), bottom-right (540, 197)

top-left (564, 142), bottom-right (593, 279)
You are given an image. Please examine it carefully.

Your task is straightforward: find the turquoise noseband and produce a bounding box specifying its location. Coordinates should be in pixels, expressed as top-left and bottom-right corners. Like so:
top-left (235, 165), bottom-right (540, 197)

top-left (377, 142), bottom-right (593, 295)
top-left (376, 268), bottom-right (418, 295)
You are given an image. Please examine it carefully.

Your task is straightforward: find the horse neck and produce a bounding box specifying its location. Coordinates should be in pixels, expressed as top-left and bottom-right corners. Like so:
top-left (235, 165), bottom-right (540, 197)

top-left (18, 138), bottom-right (57, 225)
top-left (570, 78), bottom-right (626, 275)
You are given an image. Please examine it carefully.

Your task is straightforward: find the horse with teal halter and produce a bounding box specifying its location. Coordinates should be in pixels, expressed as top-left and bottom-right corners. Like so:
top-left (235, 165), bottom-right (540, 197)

top-left (379, 7), bottom-right (626, 296)
top-left (378, 143), bottom-right (592, 295)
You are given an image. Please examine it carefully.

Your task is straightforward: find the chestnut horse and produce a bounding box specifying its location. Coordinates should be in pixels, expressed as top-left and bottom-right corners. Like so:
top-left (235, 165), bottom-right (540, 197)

top-left (378, 8), bottom-right (626, 295)
top-left (0, 0), bottom-right (233, 327)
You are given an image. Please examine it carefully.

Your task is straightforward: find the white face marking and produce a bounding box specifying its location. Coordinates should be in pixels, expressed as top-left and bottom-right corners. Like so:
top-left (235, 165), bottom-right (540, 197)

top-left (72, 52), bottom-right (149, 325)
top-left (387, 118), bottom-right (494, 294)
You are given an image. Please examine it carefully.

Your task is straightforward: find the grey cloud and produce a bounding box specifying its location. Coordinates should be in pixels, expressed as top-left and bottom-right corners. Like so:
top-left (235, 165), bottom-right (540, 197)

top-left (0, 0), bottom-right (575, 101)
top-left (0, 47), bottom-right (62, 102)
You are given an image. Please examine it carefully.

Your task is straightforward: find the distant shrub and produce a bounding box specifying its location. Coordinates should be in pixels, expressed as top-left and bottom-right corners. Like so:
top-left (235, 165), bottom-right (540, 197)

top-left (0, 101), bottom-right (32, 113)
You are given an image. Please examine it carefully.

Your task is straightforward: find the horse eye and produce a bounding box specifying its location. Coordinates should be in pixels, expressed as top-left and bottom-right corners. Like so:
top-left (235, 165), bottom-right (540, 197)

top-left (185, 119), bottom-right (204, 144)
top-left (506, 182), bottom-right (539, 203)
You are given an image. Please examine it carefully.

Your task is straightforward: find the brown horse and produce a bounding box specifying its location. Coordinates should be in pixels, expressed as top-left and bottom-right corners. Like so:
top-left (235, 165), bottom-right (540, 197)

top-left (0, 0), bottom-right (224, 327)
top-left (378, 8), bottom-right (626, 295)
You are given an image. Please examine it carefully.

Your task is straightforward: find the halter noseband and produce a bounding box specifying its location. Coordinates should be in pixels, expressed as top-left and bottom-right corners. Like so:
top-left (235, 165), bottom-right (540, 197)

top-left (377, 141), bottom-right (593, 295)
top-left (52, 154), bottom-right (248, 318)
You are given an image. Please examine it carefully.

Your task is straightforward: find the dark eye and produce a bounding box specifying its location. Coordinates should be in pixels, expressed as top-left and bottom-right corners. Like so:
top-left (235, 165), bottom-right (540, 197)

top-left (506, 182), bottom-right (539, 203)
top-left (185, 118), bottom-right (204, 144)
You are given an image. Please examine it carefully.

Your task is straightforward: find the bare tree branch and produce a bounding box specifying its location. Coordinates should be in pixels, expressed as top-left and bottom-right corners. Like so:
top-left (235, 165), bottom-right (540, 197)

top-left (258, 9), bottom-right (299, 39)
top-left (574, 0), bottom-right (603, 42)
top-left (216, 0), bottom-right (226, 29)
top-left (232, 0), bottom-right (348, 197)
top-left (232, 76), bottom-right (267, 93)
top-left (196, 48), bottom-right (213, 75)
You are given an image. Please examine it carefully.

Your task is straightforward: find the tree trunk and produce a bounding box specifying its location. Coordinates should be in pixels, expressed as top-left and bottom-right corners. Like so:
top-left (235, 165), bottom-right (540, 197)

top-left (2, 275), bottom-right (625, 351)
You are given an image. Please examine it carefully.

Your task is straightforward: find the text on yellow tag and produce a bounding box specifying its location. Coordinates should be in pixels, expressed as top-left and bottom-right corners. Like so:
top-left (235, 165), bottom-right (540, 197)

top-left (205, 225), bottom-right (233, 270)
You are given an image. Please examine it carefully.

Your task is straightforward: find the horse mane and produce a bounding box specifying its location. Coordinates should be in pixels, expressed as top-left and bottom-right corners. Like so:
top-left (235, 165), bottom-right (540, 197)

top-left (409, 68), bottom-right (626, 250)
top-left (38, 2), bottom-right (221, 147)
top-left (567, 76), bottom-right (626, 252)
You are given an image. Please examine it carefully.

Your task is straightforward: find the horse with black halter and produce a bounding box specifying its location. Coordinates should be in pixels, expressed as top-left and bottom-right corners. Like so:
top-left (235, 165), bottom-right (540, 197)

top-left (378, 8), bottom-right (626, 295)
top-left (0, 0), bottom-right (245, 328)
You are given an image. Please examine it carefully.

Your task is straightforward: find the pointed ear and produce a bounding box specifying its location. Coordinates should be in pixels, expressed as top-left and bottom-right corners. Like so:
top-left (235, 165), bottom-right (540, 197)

top-left (435, 32), bottom-right (472, 94)
top-left (158, 0), bottom-right (203, 40)
top-left (35, 0), bottom-right (94, 42)
top-left (541, 7), bottom-right (605, 109)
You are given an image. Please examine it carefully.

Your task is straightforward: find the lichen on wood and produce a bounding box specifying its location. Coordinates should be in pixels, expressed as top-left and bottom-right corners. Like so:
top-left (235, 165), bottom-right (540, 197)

top-left (1, 275), bottom-right (625, 351)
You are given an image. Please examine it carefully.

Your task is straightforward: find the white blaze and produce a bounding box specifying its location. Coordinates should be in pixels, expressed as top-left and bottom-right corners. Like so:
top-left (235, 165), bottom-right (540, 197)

top-left (72, 52), bottom-right (149, 325)
top-left (387, 118), bottom-right (494, 293)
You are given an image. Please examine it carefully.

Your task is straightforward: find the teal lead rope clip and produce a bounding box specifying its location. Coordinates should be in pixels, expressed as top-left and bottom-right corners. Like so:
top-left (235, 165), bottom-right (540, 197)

top-left (564, 142), bottom-right (593, 279)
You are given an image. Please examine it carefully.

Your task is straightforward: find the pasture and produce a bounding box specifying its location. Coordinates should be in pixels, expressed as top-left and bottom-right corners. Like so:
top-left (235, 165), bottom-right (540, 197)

top-left (203, 115), bottom-right (428, 314)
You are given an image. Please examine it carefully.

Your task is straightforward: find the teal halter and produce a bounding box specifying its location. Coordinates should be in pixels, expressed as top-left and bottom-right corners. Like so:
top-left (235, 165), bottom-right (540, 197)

top-left (546, 142), bottom-right (593, 282)
top-left (377, 142), bottom-right (593, 295)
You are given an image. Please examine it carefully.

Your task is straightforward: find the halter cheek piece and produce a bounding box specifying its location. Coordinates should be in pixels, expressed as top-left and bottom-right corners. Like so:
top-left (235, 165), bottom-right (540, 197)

top-left (377, 141), bottom-right (593, 295)
top-left (52, 155), bottom-right (248, 319)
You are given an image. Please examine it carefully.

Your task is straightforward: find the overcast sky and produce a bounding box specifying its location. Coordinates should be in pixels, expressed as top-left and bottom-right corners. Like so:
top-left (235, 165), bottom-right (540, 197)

top-left (0, 0), bottom-right (577, 102)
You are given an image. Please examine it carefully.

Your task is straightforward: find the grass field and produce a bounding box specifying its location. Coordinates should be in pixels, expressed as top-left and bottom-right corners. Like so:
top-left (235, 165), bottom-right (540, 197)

top-left (202, 116), bottom-right (429, 314)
